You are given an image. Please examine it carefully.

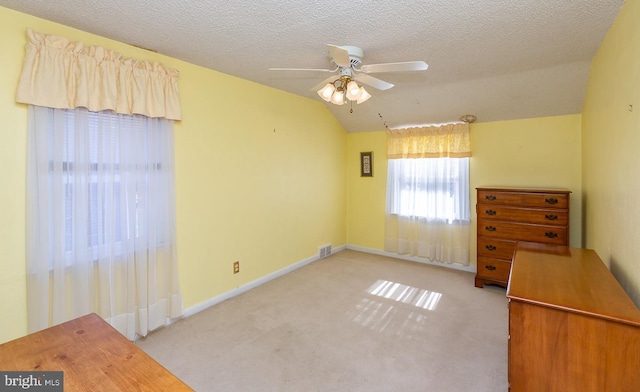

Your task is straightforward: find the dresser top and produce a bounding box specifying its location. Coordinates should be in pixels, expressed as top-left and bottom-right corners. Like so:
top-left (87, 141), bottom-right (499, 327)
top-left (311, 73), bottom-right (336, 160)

top-left (477, 187), bottom-right (572, 194)
top-left (0, 313), bottom-right (193, 390)
top-left (507, 242), bottom-right (640, 326)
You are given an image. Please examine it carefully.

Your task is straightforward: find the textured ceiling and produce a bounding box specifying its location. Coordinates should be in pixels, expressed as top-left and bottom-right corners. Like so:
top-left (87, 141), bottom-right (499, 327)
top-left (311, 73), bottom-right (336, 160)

top-left (0, 1), bottom-right (624, 133)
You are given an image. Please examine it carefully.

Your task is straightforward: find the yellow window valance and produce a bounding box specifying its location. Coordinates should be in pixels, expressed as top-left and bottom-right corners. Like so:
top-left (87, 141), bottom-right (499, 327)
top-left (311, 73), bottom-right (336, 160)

top-left (387, 122), bottom-right (471, 159)
top-left (16, 29), bottom-right (181, 120)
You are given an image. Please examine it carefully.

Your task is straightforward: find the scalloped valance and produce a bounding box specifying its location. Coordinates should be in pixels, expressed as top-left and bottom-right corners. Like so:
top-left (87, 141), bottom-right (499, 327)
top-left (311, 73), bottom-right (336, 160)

top-left (16, 29), bottom-right (181, 120)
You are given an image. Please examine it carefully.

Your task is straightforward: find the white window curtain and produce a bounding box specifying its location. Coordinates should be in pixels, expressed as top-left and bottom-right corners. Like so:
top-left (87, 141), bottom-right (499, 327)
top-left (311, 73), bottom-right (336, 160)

top-left (17, 29), bottom-right (184, 339)
top-left (27, 106), bottom-right (183, 339)
top-left (385, 123), bottom-right (471, 265)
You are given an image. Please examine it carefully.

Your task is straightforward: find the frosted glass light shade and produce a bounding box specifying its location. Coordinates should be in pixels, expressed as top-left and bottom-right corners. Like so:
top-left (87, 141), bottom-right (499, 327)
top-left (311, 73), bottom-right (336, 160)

top-left (331, 90), bottom-right (345, 105)
top-left (357, 87), bottom-right (371, 104)
top-left (317, 83), bottom-right (335, 102)
top-left (346, 81), bottom-right (361, 101)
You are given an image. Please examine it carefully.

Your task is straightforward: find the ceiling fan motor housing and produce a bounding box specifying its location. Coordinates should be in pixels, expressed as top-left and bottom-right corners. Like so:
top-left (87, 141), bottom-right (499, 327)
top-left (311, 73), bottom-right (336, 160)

top-left (332, 46), bottom-right (364, 68)
top-left (339, 67), bottom-right (353, 77)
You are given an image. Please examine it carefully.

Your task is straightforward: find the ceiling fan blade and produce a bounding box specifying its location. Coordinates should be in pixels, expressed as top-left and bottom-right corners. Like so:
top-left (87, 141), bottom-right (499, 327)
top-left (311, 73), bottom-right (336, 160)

top-left (353, 73), bottom-right (394, 90)
top-left (360, 61), bottom-right (428, 73)
top-left (269, 67), bottom-right (334, 72)
top-left (310, 76), bottom-right (338, 92)
top-left (327, 44), bottom-right (351, 67)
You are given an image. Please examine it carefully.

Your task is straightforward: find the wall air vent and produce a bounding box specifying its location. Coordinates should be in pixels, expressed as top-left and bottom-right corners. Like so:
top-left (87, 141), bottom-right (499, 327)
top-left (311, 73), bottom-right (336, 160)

top-left (319, 244), bottom-right (332, 259)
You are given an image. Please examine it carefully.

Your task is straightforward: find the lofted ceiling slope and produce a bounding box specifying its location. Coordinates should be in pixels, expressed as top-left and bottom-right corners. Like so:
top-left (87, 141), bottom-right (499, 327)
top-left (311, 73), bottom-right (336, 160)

top-left (0, 1), bottom-right (624, 132)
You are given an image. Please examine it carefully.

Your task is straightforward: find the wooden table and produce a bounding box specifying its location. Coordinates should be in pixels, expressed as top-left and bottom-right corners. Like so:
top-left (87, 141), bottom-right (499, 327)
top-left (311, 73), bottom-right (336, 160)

top-left (507, 242), bottom-right (640, 391)
top-left (0, 313), bottom-right (192, 391)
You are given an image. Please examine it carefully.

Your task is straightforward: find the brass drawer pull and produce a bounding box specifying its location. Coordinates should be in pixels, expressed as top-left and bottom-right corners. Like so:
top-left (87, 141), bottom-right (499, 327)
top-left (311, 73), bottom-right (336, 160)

top-left (545, 198), bottom-right (559, 205)
top-left (485, 245), bottom-right (497, 251)
top-left (485, 209), bottom-right (496, 216)
top-left (545, 232), bottom-right (558, 239)
top-left (485, 226), bottom-right (497, 232)
top-left (485, 265), bottom-right (497, 271)
top-left (545, 214), bottom-right (558, 220)
top-left (485, 195), bottom-right (497, 201)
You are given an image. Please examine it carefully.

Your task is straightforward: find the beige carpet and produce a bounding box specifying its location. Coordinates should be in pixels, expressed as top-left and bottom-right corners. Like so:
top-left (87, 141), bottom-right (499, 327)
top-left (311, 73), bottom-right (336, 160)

top-left (137, 250), bottom-right (508, 391)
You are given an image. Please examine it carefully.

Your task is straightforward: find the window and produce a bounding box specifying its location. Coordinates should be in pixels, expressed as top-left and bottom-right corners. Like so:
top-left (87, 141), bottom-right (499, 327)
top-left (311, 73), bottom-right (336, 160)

top-left (384, 123), bottom-right (471, 265)
top-left (21, 29), bottom-right (183, 339)
top-left (386, 157), bottom-right (470, 223)
top-left (55, 109), bottom-right (169, 262)
top-left (28, 105), bottom-right (181, 338)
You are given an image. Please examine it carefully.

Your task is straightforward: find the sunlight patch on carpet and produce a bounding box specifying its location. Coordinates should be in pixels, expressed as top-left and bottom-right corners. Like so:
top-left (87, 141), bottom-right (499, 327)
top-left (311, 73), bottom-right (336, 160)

top-left (367, 279), bottom-right (442, 310)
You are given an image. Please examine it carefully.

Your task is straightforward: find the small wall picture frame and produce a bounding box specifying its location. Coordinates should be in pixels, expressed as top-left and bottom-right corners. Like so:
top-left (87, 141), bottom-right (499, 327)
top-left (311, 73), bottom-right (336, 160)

top-left (360, 152), bottom-right (373, 177)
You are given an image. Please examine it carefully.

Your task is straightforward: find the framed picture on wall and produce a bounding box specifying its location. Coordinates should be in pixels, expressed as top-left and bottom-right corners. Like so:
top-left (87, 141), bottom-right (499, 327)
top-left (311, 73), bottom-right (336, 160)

top-left (360, 152), bottom-right (373, 177)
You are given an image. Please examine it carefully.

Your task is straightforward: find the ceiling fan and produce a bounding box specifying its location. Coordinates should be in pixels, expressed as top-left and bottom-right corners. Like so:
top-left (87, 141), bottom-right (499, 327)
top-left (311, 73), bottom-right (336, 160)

top-left (269, 44), bottom-right (428, 106)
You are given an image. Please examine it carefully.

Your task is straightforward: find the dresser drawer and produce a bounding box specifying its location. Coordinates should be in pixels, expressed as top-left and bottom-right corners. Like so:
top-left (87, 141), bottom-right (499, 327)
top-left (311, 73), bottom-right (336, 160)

top-left (477, 205), bottom-right (568, 226)
top-left (478, 190), bottom-right (568, 209)
top-left (477, 237), bottom-right (517, 260)
top-left (477, 257), bottom-right (511, 282)
top-left (478, 219), bottom-right (567, 245)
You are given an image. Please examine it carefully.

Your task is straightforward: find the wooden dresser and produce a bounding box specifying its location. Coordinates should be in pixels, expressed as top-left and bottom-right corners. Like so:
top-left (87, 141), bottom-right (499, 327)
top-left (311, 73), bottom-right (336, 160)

top-left (475, 187), bottom-right (571, 288)
top-left (507, 242), bottom-right (640, 391)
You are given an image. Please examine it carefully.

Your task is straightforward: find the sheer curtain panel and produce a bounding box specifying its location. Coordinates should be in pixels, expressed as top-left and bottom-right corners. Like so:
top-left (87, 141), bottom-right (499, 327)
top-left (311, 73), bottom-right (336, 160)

top-left (385, 123), bottom-right (471, 265)
top-left (19, 29), bottom-right (183, 339)
top-left (27, 106), bottom-right (183, 339)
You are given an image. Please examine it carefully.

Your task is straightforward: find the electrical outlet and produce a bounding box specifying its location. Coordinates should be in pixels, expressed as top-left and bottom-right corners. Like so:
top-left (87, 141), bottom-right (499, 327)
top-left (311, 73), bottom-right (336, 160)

top-left (233, 261), bottom-right (240, 274)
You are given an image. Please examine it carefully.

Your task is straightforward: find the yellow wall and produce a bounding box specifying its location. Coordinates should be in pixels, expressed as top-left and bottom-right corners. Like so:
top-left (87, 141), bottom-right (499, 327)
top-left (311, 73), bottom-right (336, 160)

top-left (0, 7), bottom-right (29, 344)
top-left (346, 132), bottom-right (388, 249)
top-left (346, 115), bottom-right (583, 265)
top-left (0, 7), bottom-right (347, 344)
top-left (470, 115), bottom-right (583, 255)
top-left (582, 0), bottom-right (640, 305)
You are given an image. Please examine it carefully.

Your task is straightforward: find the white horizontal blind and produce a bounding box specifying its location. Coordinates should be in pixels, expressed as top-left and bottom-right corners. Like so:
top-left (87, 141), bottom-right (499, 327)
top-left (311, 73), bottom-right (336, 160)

top-left (58, 110), bottom-right (169, 261)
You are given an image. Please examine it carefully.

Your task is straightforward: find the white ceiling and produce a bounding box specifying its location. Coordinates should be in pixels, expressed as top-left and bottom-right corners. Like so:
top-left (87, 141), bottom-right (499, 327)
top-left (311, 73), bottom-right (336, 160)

top-left (0, 1), bottom-right (624, 133)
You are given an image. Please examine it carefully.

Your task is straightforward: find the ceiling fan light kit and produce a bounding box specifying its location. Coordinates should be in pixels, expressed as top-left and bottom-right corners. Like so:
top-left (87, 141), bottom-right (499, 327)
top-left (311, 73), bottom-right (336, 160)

top-left (317, 76), bottom-right (371, 105)
top-left (271, 44), bottom-right (428, 107)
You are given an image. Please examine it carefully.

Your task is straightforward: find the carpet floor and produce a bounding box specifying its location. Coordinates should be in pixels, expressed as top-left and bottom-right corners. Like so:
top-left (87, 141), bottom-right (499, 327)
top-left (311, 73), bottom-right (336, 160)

top-left (136, 250), bottom-right (508, 391)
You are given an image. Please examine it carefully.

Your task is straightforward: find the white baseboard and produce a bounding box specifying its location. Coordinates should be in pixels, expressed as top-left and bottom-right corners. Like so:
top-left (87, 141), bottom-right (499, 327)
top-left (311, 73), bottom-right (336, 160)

top-left (181, 244), bottom-right (347, 319)
top-left (174, 243), bottom-right (472, 324)
top-left (345, 244), bottom-right (477, 273)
